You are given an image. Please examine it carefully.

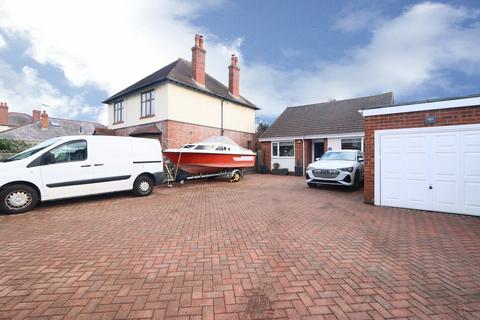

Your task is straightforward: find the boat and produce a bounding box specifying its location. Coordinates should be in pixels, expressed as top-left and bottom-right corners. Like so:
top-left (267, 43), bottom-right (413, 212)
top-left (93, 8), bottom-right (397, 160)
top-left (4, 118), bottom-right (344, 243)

top-left (163, 136), bottom-right (256, 175)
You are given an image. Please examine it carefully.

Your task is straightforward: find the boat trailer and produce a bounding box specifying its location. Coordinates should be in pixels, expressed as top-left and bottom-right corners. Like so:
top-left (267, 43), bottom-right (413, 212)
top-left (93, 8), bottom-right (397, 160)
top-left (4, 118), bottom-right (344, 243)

top-left (165, 167), bottom-right (244, 187)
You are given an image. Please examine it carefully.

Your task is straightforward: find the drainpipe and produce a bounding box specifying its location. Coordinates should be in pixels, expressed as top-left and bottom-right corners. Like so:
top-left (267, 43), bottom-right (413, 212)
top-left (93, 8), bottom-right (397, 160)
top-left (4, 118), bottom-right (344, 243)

top-left (302, 137), bottom-right (305, 175)
top-left (220, 99), bottom-right (225, 136)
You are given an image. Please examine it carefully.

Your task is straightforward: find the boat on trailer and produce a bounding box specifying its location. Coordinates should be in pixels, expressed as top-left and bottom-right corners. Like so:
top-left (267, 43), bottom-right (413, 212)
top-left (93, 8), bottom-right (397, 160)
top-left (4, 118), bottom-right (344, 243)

top-left (164, 136), bottom-right (256, 182)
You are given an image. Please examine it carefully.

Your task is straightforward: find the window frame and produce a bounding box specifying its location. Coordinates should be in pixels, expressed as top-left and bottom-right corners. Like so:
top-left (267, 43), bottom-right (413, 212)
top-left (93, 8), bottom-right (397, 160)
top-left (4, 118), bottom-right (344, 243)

top-left (341, 138), bottom-right (362, 151)
top-left (113, 100), bottom-right (124, 124)
top-left (140, 89), bottom-right (155, 118)
top-left (42, 139), bottom-right (88, 166)
top-left (272, 141), bottom-right (295, 158)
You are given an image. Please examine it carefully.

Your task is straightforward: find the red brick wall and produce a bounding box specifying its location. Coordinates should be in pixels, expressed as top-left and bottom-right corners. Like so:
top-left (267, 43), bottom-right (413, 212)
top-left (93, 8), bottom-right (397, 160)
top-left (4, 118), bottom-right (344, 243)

top-left (304, 139), bottom-right (312, 170)
top-left (294, 139), bottom-right (303, 169)
top-left (114, 120), bottom-right (255, 151)
top-left (260, 141), bottom-right (271, 171)
top-left (0, 102), bottom-right (8, 126)
top-left (364, 106), bottom-right (480, 204)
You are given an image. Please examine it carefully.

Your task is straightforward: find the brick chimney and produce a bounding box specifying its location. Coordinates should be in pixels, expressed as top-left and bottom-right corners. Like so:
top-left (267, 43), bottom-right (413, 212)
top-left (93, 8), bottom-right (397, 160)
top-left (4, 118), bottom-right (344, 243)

top-left (228, 54), bottom-right (240, 97)
top-left (32, 109), bottom-right (41, 122)
top-left (41, 111), bottom-right (48, 130)
top-left (0, 102), bottom-right (8, 126)
top-left (191, 34), bottom-right (206, 85)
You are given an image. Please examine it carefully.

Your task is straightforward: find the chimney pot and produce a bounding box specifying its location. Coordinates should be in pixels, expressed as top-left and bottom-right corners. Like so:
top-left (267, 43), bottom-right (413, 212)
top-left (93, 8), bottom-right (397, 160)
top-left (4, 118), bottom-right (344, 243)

top-left (41, 111), bottom-right (49, 130)
top-left (228, 55), bottom-right (240, 97)
top-left (191, 34), bottom-right (206, 85)
top-left (32, 109), bottom-right (41, 122)
top-left (0, 102), bottom-right (9, 126)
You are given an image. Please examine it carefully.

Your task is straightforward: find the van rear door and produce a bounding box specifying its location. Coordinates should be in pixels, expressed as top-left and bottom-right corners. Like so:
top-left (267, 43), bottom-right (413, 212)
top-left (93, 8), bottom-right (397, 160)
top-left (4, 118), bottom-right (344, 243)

top-left (89, 137), bottom-right (133, 193)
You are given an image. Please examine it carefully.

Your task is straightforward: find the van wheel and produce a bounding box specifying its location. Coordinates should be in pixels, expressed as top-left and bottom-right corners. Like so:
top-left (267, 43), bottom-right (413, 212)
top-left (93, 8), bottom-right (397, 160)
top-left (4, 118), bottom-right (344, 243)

top-left (0, 184), bottom-right (39, 214)
top-left (133, 175), bottom-right (154, 196)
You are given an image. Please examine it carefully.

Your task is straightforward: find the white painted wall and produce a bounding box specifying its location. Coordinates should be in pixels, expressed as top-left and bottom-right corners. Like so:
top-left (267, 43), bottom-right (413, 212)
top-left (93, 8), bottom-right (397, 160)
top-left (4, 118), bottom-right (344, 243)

top-left (108, 84), bottom-right (168, 129)
top-left (271, 157), bottom-right (295, 171)
top-left (327, 138), bottom-right (342, 150)
top-left (0, 125), bottom-right (10, 132)
top-left (107, 82), bottom-right (256, 134)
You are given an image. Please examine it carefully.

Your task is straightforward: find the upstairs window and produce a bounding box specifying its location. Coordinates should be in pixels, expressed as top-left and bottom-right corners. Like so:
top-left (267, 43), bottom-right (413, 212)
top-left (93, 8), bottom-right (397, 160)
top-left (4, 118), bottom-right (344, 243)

top-left (141, 90), bottom-right (155, 118)
top-left (113, 101), bottom-right (123, 123)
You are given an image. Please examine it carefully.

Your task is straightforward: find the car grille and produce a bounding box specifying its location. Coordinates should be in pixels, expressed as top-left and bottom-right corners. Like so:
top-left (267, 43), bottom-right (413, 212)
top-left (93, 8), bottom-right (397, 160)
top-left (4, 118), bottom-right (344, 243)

top-left (312, 169), bottom-right (339, 178)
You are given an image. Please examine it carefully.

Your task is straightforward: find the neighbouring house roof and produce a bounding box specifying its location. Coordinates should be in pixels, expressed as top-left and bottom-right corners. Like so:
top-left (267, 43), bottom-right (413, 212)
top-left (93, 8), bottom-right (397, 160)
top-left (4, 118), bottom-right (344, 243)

top-left (103, 58), bottom-right (258, 110)
top-left (0, 118), bottom-right (105, 142)
top-left (8, 112), bottom-right (33, 128)
top-left (261, 92), bottom-right (394, 139)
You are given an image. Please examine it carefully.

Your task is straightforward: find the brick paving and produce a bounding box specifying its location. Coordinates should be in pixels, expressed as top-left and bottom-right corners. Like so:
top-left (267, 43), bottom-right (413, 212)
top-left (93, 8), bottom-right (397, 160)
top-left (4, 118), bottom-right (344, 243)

top-left (0, 174), bottom-right (480, 319)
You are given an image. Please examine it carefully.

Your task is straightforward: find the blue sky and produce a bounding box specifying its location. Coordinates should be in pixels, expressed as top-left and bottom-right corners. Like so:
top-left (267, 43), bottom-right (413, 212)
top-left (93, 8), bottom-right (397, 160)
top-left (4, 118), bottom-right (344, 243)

top-left (0, 0), bottom-right (479, 124)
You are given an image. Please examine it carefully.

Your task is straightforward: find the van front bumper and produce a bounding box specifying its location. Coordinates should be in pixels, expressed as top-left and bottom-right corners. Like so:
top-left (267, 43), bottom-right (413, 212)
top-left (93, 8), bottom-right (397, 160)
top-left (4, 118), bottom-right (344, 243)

top-left (153, 172), bottom-right (166, 185)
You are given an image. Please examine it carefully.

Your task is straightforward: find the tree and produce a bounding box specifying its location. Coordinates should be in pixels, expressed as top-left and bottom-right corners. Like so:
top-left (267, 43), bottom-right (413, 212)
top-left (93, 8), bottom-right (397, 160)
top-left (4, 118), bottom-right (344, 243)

top-left (256, 122), bottom-right (270, 138)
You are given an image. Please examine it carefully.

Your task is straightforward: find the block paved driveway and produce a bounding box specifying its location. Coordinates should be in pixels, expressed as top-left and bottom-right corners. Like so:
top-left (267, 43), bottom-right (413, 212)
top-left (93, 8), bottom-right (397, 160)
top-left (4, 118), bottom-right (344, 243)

top-left (1, 174), bottom-right (480, 320)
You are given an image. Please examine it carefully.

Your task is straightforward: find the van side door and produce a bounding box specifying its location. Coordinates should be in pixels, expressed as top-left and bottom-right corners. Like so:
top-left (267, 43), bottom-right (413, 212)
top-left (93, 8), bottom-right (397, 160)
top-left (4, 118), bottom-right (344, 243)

top-left (39, 139), bottom-right (93, 200)
top-left (89, 138), bottom-right (133, 193)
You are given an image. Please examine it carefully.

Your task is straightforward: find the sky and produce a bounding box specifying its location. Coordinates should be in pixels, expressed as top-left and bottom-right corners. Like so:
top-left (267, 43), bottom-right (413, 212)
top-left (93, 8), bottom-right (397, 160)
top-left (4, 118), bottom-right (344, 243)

top-left (0, 0), bottom-right (479, 125)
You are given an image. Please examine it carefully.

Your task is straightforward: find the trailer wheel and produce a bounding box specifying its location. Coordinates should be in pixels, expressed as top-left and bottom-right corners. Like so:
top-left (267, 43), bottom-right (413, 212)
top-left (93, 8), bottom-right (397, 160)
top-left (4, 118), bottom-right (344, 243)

top-left (230, 170), bottom-right (242, 183)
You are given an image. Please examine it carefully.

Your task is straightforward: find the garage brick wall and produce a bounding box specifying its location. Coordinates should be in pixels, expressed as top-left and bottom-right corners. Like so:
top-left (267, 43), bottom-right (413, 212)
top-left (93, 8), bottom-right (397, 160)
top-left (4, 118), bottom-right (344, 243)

top-left (364, 105), bottom-right (480, 204)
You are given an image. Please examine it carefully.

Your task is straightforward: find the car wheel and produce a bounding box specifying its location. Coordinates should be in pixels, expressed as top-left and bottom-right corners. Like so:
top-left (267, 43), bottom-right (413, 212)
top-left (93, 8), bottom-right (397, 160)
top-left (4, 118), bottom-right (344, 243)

top-left (0, 184), bottom-right (39, 214)
top-left (133, 175), bottom-right (154, 196)
top-left (351, 173), bottom-right (360, 190)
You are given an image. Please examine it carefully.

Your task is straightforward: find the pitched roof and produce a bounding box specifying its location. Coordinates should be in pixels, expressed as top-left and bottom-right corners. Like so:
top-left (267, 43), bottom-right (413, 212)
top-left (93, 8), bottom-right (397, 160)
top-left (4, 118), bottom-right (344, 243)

top-left (0, 118), bottom-right (104, 142)
top-left (8, 112), bottom-right (33, 128)
top-left (103, 58), bottom-right (258, 109)
top-left (261, 92), bottom-right (394, 139)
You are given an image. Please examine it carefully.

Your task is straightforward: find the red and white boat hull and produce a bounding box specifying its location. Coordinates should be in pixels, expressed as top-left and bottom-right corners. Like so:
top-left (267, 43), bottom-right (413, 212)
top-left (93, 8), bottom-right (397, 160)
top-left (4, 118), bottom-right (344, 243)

top-left (164, 151), bottom-right (256, 174)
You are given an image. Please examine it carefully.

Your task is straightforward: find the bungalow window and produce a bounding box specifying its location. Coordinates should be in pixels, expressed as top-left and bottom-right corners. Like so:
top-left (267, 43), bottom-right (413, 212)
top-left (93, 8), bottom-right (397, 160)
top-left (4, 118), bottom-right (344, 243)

top-left (341, 138), bottom-right (362, 151)
top-left (272, 141), bottom-right (294, 157)
top-left (113, 101), bottom-right (123, 123)
top-left (141, 90), bottom-right (155, 118)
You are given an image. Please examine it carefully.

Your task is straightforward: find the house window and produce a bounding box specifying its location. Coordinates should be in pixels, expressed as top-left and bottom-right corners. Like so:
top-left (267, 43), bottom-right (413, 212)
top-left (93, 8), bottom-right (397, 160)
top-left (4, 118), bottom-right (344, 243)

top-left (141, 90), bottom-right (155, 118)
top-left (247, 140), bottom-right (252, 150)
top-left (272, 141), bottom-right (294, 157)
top-left (113, 101), bottom-right (123, 123)
top-left (341, 138), bottom-right (362, 151)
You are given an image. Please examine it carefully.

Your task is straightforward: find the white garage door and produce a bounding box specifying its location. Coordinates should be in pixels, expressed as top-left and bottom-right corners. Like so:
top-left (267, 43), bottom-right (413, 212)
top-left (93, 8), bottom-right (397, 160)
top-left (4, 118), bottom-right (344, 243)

top-left (376, 124), bottom-right (480, 216)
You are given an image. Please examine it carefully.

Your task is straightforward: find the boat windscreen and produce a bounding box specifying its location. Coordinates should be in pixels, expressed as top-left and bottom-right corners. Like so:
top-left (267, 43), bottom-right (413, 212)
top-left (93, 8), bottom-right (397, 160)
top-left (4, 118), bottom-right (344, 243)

top-left (182, 144), bottom-right (195, 149)
top-left (195, 145), bottom-right (216, 150)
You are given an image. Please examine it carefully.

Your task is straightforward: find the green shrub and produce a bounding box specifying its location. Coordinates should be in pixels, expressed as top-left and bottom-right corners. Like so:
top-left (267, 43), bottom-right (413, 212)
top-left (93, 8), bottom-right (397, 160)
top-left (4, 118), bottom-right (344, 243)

top-left (0, 138), bottom-right (30, 153)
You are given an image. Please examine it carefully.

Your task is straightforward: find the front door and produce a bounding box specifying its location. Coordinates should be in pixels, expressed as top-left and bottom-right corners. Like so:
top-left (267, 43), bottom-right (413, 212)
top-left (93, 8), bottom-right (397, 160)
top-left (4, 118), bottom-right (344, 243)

top-left (313, 142), bottom-right (325, 160)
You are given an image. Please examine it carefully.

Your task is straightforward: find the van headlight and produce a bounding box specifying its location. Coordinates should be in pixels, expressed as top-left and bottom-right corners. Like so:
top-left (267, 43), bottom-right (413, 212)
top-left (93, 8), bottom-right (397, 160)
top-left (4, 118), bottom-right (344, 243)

top-left (338, 167), bottom-right (354, 172)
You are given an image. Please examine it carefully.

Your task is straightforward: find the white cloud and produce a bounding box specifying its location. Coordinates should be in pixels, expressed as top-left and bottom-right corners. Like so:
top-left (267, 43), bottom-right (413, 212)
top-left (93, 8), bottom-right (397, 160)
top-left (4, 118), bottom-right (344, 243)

top-left (0, 33), bottom-right (6, 48)
top-left (0, 1), bottom-right (479, 121)
top-left (0, 60), bottom-right (104, 121)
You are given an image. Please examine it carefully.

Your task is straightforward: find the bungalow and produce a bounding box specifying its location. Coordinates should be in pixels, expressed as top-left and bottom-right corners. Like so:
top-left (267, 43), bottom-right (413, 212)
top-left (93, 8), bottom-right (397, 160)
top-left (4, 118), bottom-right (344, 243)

top-left (259, 92), bottom-right (393, 173)
top-left (102, 35), bottom-right (258, 149)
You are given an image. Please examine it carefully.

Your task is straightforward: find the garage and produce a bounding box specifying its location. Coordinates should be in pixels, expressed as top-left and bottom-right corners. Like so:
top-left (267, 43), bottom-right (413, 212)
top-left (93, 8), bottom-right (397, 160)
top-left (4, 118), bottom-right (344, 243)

top-left (361, 94), bottom-right (480, 216)
top-left (376, 125), bottom-right (480, 215)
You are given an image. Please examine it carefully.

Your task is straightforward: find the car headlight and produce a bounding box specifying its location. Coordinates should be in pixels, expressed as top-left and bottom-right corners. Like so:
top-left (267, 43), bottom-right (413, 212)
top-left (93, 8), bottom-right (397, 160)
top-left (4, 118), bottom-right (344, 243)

top-left (306, 165), bottom-right (314, 171)
top-left (338, 167), bottom-right (354, 172)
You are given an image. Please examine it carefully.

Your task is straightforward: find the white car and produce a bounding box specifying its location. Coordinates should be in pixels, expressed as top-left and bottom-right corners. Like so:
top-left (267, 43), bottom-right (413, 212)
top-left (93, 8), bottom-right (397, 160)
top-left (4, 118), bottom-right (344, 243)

top-left (305, 150), bottom-right (364, 189)
top-left (0, 136), bottom-right (165, 214)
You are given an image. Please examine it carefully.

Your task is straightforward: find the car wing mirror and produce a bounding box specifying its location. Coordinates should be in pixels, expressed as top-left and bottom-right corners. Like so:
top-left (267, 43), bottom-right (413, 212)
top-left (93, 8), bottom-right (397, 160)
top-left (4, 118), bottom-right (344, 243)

top-left (358, 157), bottom-right (364, 162)
top-left (315, 157), bottom-right (321, 161)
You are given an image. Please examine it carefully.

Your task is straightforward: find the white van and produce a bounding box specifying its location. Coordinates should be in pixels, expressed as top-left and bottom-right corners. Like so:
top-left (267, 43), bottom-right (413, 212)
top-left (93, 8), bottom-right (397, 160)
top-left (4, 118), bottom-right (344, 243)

top-left (0, 136), bottom-right (164, 214)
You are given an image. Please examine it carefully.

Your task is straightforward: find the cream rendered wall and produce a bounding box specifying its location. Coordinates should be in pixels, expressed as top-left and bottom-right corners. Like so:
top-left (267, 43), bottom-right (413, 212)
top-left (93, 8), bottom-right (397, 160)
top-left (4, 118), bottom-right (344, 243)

top-left (167, 83), bottom-right (256, 133)
top-left (327, 138), bottom-right (342, 151)
top-left (108, 84), bottom-right (168, 129)
top-left (0, 125), bottom-right (10, 132)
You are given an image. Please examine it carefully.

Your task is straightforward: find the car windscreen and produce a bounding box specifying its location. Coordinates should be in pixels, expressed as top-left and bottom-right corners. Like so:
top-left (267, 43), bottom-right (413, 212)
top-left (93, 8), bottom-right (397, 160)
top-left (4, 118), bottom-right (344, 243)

top-left (3, 138), bottom-right (61, 162)
top-left (321, 151), bottom-right (356, 161)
